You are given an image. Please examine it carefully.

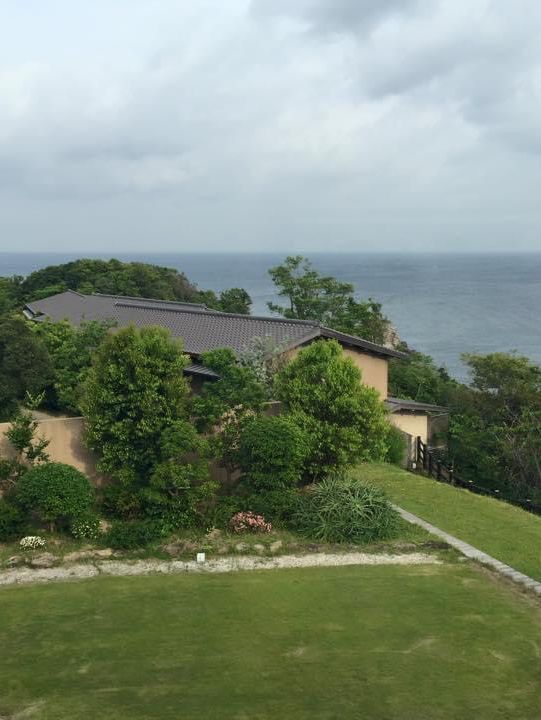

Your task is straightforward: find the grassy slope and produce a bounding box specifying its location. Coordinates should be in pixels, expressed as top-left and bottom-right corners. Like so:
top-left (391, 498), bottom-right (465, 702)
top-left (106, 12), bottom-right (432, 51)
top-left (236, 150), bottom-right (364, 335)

top-left (358, 463), bottom-right (541, 581)
top-left (1, 565), bottom-right (541, 719)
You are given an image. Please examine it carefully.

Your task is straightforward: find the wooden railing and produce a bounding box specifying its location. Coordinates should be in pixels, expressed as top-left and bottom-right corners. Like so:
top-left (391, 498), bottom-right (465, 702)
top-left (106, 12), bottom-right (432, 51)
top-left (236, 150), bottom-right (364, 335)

top-left (415, 436), bottom-right (541, 516)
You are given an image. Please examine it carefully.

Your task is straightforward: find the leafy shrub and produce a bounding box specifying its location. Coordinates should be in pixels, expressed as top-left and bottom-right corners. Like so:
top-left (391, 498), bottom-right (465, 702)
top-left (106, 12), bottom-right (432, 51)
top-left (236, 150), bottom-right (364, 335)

top-left (229, 511), bottom-right (272, 534)
top-left (15, 462), bottom-right (95, 531)
top-left (105, 520), bottom-right (164, 550)
top-left (20, 535), bottom-right (46, 550)
top-left (385, 425), bottom-right (407, 466)
top-left (142, 421), bottom-right (217, 531)
top-left (295, 476), bottom-right (399, 543)
top-left (193, 347), bottom-right (266, 431)
top-left (0, 500), bottom-right (24, 542)
top-left (239, 488), bottom-right (301, 526)
top-left (276, 340), bottom-right (390, 480)
top-left (101, 485), bottom-right (143, 520)
top-left (209, 495), bottom-right (246, 529)
top-left (236, 415), bottom-right (310, 490)
top-left (71, 515), bottom-right (101, 540)
top-left (141, 476), bottom-right (217, 532)
top-left (82, 325), bottom-right (191, 485)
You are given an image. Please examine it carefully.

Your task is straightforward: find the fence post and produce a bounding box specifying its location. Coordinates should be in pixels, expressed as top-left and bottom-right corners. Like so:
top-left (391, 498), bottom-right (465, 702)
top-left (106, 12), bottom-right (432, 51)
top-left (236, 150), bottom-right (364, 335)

top-left (436, 460), bottom-right (442, 480)
top-left (428, 452), bottom-right (433, 477)
top-left (448, 463), bottom-right (454, 485)
top-left (416, 436), bottom-right (422, 466)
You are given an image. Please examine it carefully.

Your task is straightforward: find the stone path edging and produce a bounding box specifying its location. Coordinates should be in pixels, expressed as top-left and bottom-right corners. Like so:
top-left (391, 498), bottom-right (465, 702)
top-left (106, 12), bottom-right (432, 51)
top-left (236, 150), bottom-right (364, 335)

top-left (394, 504), bottom-right (541, 596)
top-left (0, 551), bottom-right (440, 588)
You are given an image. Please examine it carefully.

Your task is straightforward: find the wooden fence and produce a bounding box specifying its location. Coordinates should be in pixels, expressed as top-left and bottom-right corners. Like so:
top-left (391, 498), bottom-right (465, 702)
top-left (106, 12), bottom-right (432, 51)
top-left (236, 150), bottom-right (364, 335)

top-left (415, 436), bottom-right (541, 516)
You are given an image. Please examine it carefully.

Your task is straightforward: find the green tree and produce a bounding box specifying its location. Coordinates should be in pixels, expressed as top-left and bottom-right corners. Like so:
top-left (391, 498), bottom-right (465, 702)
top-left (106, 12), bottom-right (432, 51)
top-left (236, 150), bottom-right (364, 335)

top-left (15, 462), bottom-right (95, 532)
top-left (236, 415), bottom-right (310, 490)
top-left (82, 326), bottom-right (190, 485)
top-left (31, 319), bottom-right (110, 413)
top-left (0, 276), bottom-right (23, 314)
top-left (142, 420), bottom-right (217, 530)
top-left (238, 336), bottom-right (287, 399)
top-left (0, 393), bottom-right (50, 492)
top-left (275, 340), bottom-right (390, 480)
top-left (268, 256), bottom-right (389, 344)
top-left (448, 353), bottom-right (541, 500)
top-left (0, 317), bottom-right (53, 421)
top-left (193, 348), bottom-right (267, 431)
top-left (389, 346), bottom-right (455, 405)
top-left (217, 288), bottom-right (252, 314)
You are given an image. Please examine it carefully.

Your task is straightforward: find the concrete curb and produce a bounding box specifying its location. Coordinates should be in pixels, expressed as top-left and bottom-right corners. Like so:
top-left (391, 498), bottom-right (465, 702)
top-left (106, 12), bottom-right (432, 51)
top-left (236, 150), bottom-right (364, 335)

top-left (394, 504), bottom-right (541, 596)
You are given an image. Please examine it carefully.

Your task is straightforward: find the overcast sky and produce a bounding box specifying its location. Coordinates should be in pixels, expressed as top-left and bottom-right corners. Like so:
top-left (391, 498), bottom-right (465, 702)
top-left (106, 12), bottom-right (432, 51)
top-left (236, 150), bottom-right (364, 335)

top-left (1, 0), bottom-right (541, 253)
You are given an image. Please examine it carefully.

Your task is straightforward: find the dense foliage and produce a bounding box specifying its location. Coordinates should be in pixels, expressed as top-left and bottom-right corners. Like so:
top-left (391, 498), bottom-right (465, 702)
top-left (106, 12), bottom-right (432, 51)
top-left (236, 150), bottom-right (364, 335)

top-left (295, 475), bottom-right (399, 543)
top-left (276, 340), bottom-right (390, 479)
top-left (82, 326), bottom-right (218, 532)
top-left (83, 326), bottom-right (191, 484)
top-left (268, 256), bottom-right (390, 344)
top-left (388, 346), bottom-right (455, 406)
top-left (143, 421), bottom-right (217, 530)
top-left (385, 425), bottom-right (408, 466)
top-left (31, 319), bottom-right (110, 413)
top-left (15, 462), bottom-right (95, 531)
top-left (193, 348), bottom-right (267, 431)
top-left (105, 520), bottom-right (164, 549)
top-left (236, 415), bottom-right (310, 490)
top-left (0, 318), bottom-right (53, 421)
top-left (0, 500), bottom-right (24, 542)
top-left (448, 352), bottom-right (541, 501)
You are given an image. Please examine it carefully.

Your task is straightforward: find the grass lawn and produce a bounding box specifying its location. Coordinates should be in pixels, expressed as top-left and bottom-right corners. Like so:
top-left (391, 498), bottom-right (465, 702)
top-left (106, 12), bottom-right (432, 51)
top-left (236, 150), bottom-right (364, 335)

top-left (1, 564), bottom-right (541, 719)
top-left (358, 463), bottom-right (541, 581)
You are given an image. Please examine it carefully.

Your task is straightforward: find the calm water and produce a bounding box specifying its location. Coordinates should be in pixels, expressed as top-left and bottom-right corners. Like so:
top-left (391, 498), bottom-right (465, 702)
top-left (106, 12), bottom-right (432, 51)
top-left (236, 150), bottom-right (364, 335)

top-left (1, 252), bottom-right (540, 380)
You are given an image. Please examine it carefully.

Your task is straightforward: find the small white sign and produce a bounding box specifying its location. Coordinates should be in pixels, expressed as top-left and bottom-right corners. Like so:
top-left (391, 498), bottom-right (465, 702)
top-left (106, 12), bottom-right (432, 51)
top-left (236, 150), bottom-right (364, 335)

top-left (196, 552), bottom-right (206, 563)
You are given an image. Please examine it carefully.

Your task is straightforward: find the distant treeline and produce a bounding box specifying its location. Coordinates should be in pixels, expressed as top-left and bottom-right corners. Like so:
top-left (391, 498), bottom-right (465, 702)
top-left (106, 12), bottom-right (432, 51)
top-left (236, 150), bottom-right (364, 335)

top-left (0, 258), bottom-right (252, 315)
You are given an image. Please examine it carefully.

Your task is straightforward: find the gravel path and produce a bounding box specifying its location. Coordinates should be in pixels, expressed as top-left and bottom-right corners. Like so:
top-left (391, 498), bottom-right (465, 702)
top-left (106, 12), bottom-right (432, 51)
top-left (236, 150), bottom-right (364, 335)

top-left (0, 552), bottom-right (440, 588)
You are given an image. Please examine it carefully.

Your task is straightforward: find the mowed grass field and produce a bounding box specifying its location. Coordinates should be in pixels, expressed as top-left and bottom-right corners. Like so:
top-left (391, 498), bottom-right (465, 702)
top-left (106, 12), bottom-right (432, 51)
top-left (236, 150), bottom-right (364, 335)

top-left (358, 463), bottom-right (541, 582)
top-left (1, 563), bottom-right (541, 720)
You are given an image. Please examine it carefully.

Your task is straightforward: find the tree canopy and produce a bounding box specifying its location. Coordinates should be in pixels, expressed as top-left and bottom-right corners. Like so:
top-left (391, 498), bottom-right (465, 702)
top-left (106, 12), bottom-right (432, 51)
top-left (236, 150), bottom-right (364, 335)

top-left (193, 347), bottom-right (267, 431)
top-left (388, 345), bottom-right (456, 406)
top-left (448, 352), bottom-right (541, 501)
top-left (275, 339), bottom-right (390, 479)
top-left (82, 326), bottom-right (191, 485)
top-left (31, 319), bottom-right (111, 414)
top-left (268, 256), bottom-right (390, 344)
top-left (0, 317), bottom-right (53, 421)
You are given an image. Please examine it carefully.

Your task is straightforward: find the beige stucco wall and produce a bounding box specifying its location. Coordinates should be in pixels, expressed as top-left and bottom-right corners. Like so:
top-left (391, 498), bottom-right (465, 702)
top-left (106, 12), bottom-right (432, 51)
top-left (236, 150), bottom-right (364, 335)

top-left (0, 404), bottom-right (284, 488)
top-left (389, 412), bottom-right (428, 445)
top-left (286, 344), bottom-right (389, 397)
top-left (0, 417), bottom-right (103, 485)
top-left (342, 348), bottom-right (388, 398)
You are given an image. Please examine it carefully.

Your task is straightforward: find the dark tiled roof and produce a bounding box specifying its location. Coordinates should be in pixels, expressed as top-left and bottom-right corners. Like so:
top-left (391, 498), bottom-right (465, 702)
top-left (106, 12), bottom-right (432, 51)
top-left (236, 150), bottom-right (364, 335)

top-left (26, 290), bottom-right (404, 359)
top-left (25, 290), bottom-right (209, 325)
top-left (386, 397), bottom-right (448, 414)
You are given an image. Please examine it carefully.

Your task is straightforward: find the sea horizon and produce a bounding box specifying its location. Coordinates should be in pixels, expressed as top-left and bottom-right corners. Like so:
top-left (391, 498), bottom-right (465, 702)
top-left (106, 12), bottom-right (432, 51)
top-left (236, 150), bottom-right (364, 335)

top-left (2, 250), bottom-right (540, 381)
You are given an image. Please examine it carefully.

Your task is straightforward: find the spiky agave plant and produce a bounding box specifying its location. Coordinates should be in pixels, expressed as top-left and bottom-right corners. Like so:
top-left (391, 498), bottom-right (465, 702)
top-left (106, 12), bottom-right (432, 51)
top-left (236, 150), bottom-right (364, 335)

top-left (295, 474), bottom-right (399, 543)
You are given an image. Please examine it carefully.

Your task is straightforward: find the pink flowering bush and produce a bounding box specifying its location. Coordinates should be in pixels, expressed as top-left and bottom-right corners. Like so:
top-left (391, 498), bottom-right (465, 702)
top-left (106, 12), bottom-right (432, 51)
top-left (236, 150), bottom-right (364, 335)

top-left (229, 511), bottom-right (272, 534)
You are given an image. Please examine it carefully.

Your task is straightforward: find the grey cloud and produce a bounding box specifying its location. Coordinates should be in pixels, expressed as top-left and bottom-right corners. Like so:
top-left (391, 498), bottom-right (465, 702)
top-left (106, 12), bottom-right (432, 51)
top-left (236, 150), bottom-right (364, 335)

top-left (251, 0), bottom-right (419, 33)
top-left (1, 1), bottom-right (541, 252)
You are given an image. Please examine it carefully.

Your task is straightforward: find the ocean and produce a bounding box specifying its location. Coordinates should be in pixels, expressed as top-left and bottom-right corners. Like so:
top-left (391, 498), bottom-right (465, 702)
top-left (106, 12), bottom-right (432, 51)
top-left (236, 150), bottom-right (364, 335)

top-left (1, 252), bottom-right (540, 380)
